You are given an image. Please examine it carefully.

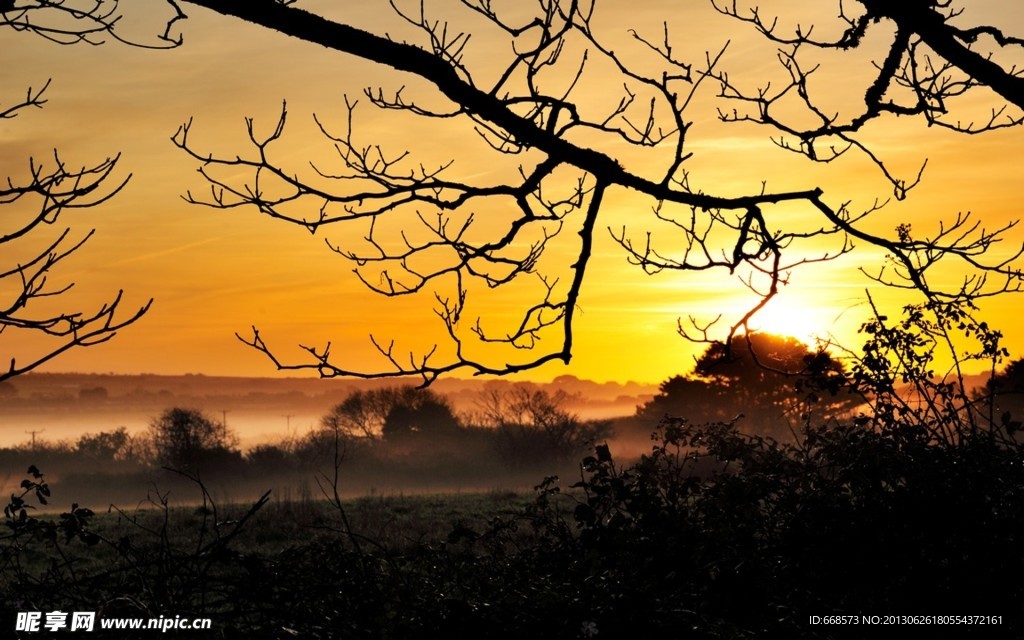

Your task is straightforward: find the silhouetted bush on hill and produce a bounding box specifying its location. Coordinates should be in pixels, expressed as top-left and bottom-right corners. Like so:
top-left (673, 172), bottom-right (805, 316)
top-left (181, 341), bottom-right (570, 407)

top-left (637, 332), bottom-right (859, 440)
top-left (149, 407), bottom-right (242, 474)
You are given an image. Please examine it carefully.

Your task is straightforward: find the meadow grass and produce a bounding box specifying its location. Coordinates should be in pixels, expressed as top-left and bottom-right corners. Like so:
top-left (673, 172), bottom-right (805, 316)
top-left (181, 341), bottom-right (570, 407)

top-left (2, 489), bottom-right (539, 583)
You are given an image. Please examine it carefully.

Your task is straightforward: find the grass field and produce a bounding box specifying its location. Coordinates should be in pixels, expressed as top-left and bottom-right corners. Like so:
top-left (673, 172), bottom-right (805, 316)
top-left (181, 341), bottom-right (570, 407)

top-left (3, 485), bottom-right (542, 580)
top-left (3, 478), bottom-right (574, 638)
top-left (107, 488), bottom-right (538, 554)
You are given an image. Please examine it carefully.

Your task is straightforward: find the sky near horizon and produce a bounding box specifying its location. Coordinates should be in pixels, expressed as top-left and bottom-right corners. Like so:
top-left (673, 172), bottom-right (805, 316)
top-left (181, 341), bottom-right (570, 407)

top-left (2, 0), bottom-right (1023, 384)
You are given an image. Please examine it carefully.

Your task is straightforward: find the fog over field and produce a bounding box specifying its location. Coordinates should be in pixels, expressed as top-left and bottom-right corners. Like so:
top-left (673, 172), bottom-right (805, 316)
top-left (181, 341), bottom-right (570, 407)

top-left (0, 372), bottom-right (656, 449)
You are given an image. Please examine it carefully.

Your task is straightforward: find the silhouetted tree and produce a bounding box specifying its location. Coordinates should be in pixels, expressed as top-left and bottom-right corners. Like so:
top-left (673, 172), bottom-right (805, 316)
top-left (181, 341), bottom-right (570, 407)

top-left (475, 386), bottom-right (609, 468)
top-left (980, 358), bottom-right (1024, 432)
top-left (149, 407), bottom-right (239, 470)
top-left (78, 386), bottom-right (109, 402)
top-left (75, 426), bottom-right (139, 462)
top-left (300, 385), bottom-right (463, 464)
top-left (380, 388), bottom-right (461, 442)
top-left (321, 387), bottom-right (412, 442)
top-left (983, 359), bottom-right (1024, 397)
top-left (245, 443), bottom-right (294, 473)
top-left (639, 333), bottom-right (855, 437)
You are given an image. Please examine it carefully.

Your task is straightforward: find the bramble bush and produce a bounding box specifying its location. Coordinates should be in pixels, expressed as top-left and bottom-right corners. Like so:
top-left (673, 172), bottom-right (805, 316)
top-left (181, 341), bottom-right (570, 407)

top-left (475, 298), bottom-right (1024, 637)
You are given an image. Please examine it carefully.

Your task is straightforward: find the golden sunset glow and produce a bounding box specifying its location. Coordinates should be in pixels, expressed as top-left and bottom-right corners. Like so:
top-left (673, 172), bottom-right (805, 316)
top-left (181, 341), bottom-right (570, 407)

top-left (733, 299), bottom-right (843, 347)
top-left (1, 0), bottom-right (1023, 385)
top-left (5, 3), bottom-right (1024, 629)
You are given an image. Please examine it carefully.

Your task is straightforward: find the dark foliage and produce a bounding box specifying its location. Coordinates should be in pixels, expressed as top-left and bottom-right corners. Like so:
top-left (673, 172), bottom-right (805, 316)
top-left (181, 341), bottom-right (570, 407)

top-left (490, 418), bottom-right (1024, 637)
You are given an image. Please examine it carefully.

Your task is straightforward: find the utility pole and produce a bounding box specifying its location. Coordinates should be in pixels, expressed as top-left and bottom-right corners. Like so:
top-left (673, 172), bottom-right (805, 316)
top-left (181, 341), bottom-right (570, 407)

top-left (24, 429), bottom-right (44, 452)
top-left (220, 409), bottom-right (230, 428)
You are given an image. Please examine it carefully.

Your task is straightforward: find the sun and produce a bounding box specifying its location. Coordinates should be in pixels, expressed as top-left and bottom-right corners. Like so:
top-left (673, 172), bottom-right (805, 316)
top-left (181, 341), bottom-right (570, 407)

top-left (738, 297), bottom-right (841, 346)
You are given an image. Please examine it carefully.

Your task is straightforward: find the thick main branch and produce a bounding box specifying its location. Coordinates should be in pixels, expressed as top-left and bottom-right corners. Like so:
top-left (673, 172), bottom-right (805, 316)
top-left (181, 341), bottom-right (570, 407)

top-left (181, 0), bottom-right (817, 211)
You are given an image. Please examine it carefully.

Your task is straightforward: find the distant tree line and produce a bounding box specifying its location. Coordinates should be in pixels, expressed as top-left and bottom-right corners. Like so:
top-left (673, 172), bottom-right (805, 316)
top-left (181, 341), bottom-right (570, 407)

top-left (0, 383), bottom-right (609, 485)
top-left (6, 331), bottom-right (1024, 486)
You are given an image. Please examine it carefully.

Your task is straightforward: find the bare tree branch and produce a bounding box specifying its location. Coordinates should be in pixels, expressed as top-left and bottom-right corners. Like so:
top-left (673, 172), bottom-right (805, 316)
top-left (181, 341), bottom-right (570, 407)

top-left (8, 0), bottom-right (1020, 383)
top-left (713, 0), bottom-right (1024, 196)
top-left (0, 0), bottom-right (185, 47)
top-left (0, 81), bottom-right (150, 381)
top-left (159, 0), bottom-right (1023, 383)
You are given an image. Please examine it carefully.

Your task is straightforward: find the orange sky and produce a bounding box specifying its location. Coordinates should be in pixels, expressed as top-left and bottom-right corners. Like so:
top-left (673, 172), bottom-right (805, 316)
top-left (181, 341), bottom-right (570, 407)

top-left (1, 0), bottom-right (1023, 384)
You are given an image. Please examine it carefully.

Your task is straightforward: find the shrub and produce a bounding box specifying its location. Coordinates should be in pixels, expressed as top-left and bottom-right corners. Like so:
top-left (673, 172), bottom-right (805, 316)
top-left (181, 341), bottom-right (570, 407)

top-left (149, 407), bottom-right (240, 471)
